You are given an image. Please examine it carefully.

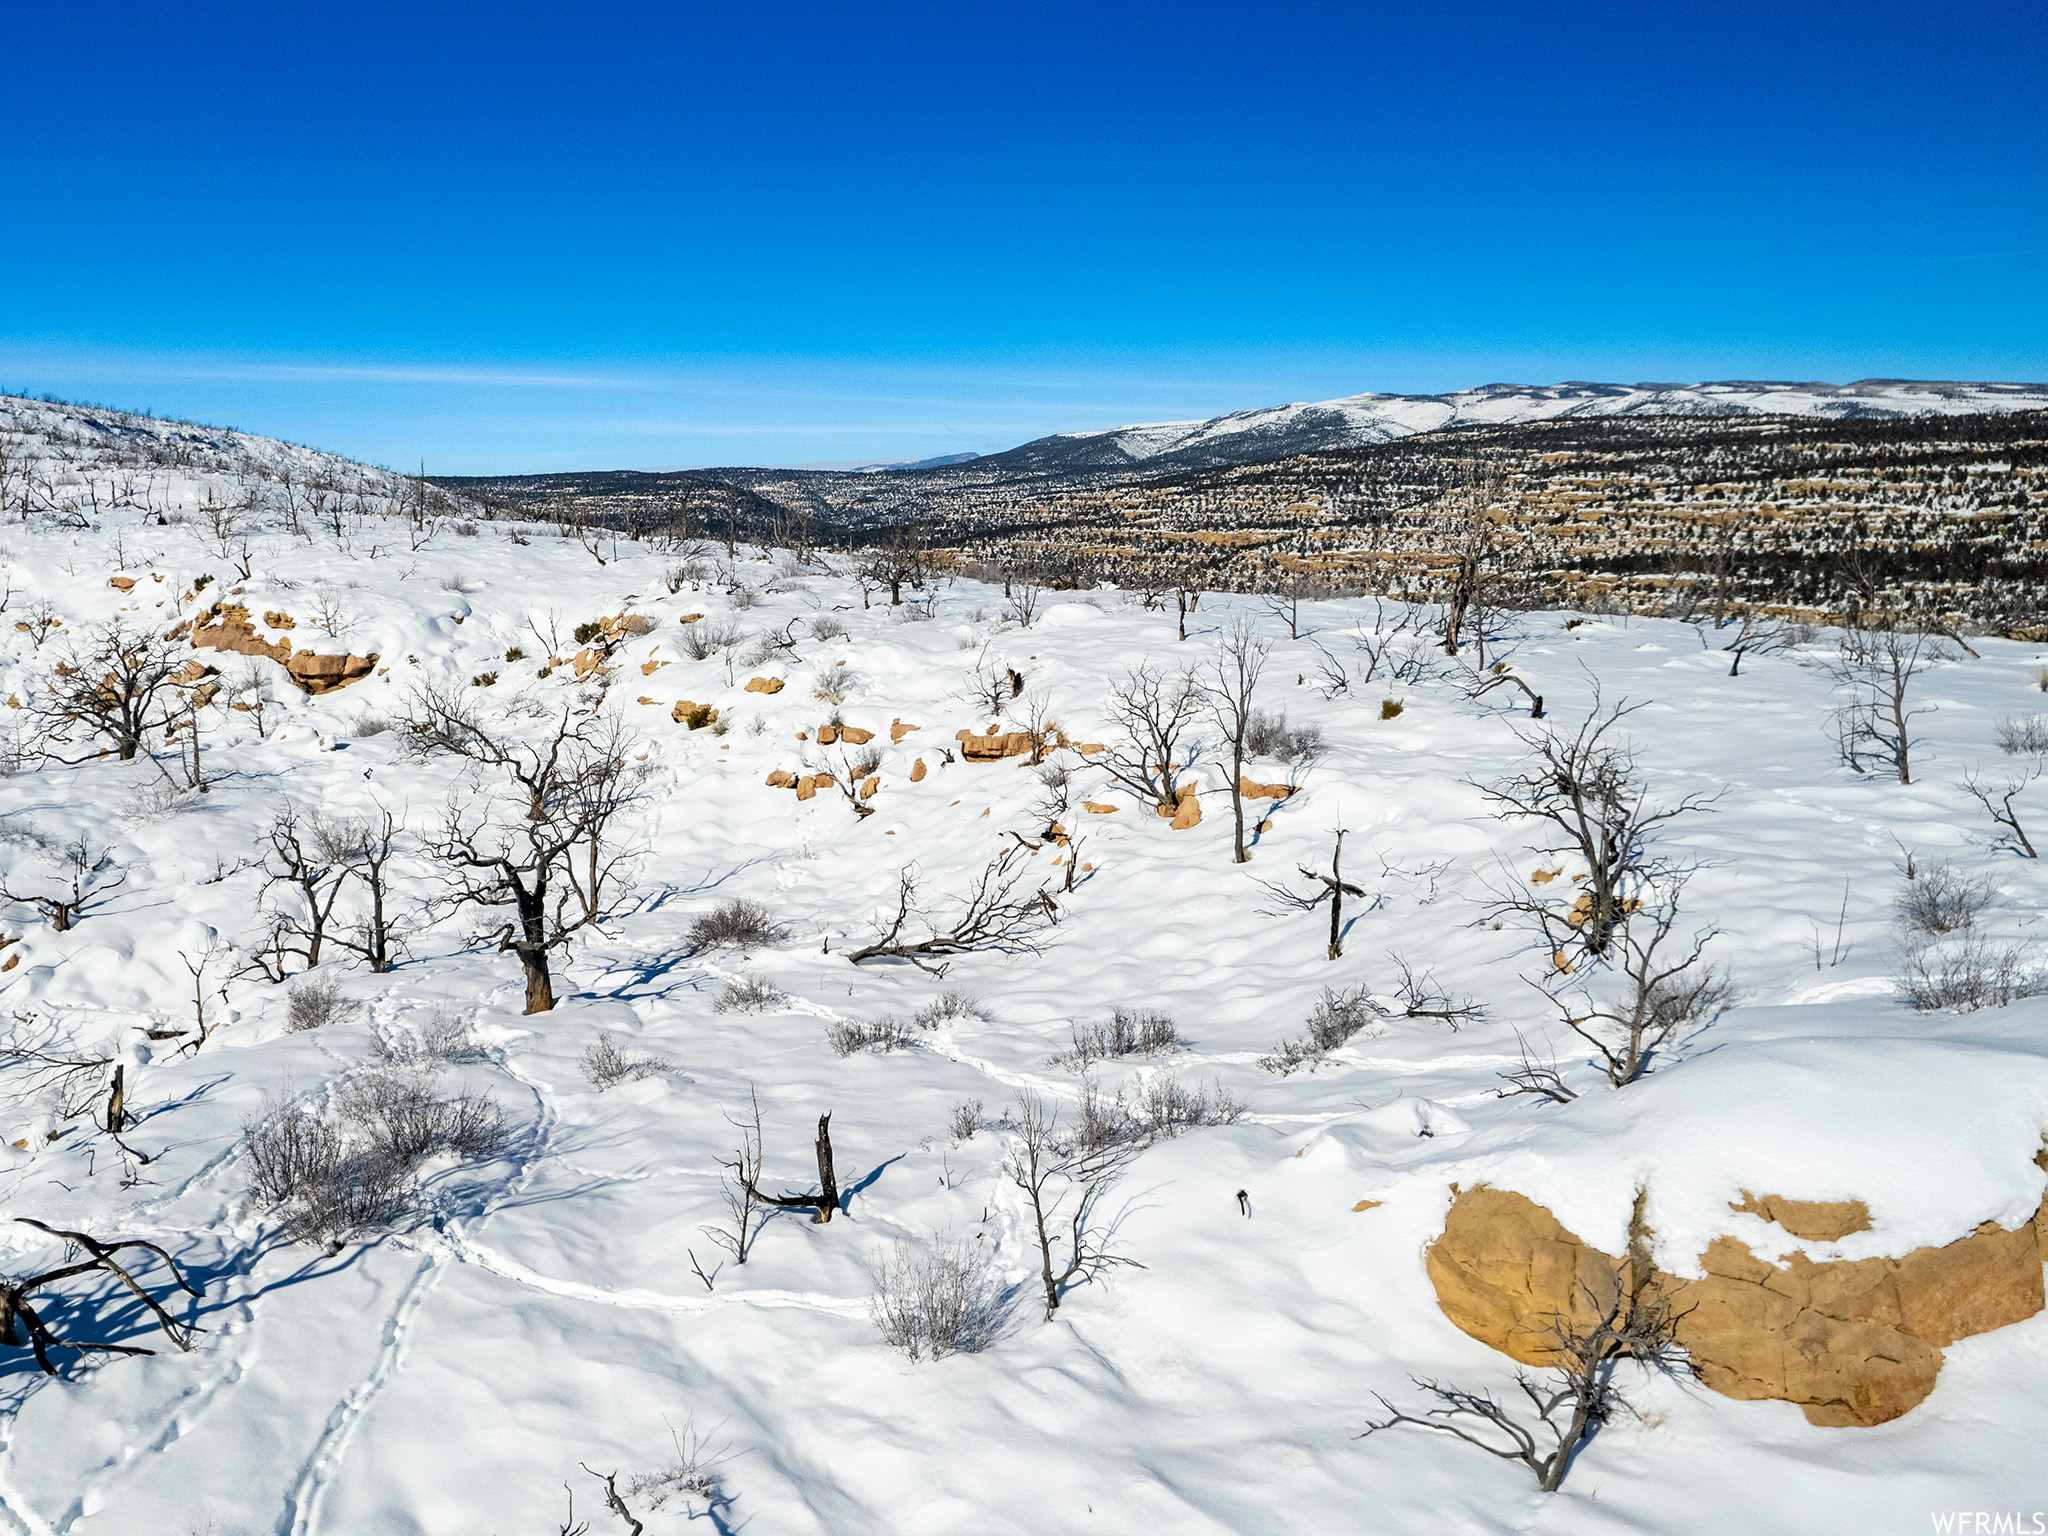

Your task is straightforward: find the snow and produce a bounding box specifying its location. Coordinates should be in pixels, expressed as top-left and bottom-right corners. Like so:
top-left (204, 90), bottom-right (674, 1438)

top-left (1090, 377), bottom-right (2048, 462)
top-left (2, 413), bottom-right (2047, 1532)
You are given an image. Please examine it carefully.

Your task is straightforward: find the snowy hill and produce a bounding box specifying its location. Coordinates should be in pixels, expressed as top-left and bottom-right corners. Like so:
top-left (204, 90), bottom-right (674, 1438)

top-left (1, 410), bottom-right (2047, 1532)
top-left (980, 378), bottom-right (2048, 473)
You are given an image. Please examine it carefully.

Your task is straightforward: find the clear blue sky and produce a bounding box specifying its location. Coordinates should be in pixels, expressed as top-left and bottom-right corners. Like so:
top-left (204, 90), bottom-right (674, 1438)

top-left (2, 0), bottom-right (2043, 472)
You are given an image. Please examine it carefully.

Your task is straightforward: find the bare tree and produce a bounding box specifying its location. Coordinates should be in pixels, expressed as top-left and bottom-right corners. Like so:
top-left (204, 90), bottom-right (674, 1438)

top-left (1438, 465), bottom-right (1504, 660)
top-left (1823, 627), bottom-right (1955, 784)
top-left (703, 1089), bottom-right (767, 1264)
top-left (857, 521), bottom-right (933, 607)
top-left (1479, 698), bottom-right (1718, 960)
top-left (327, 808), bottom-right (406, 972)
top-left (1360, 1284), bottom-right (1685, 1493)
top-left (1540, 878), bottom-right (1726, 1086)
top-left (34, 619), bottom-right (183, 763)
top-left (411, 688), bottom-right (643, 1012)
top-left (1257, 829), bottom-right (1364, 960)
top-left (1962, 765), bottom-right (2041, 859)
top-left (845, 849), bottom-right (1056, 974)
top-left (1718, 611), bottom-right (1792, 677)
top-left (1262, 574), bottom-right (1327, 640)
top-left (1004, 1090), bottom-right (1140, 1319)
top-left (0, 836), bottom-right (124, 933)
top-left (1097, 662), bottom-right (1205, 813)
top-left (1, 1217), bottom-right (202, 1375)
top-left (1208, 618), bottom-right (1270, 863)
top-left (242, 807), bottom-right (350, 980)
top-left (742, 1110), bottom-right (841, 1225)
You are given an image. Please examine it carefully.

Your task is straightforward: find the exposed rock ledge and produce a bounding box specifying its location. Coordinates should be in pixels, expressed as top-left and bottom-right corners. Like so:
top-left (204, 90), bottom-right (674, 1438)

top-left (1427, 1180), bottom-right (2047, 1428)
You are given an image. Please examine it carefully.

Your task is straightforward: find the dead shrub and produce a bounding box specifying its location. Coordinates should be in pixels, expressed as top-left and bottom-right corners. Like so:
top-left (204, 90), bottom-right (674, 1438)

top-left (827, 1016), bottom-right (914, 1056)
top-left (1054, 1007), bottom-right (1179, 1068)
top-left (687, 899), bottom-right (789, 951)
top-left (1259, 985), bottom-right (1387, 1074)
top-left (1893, 860), bottom-right (1993, 938)
top-left (1995, 713), bottom-right (2048, 755)
top-left (1899, 938), bottom-right (2048, 1012)
top-left (287, 974), bottom-right (361, 1033)
top-left (581, 1029), bottom-right (677, 1088)
top-left (948, 1098), bottom-right (983, 1141)
top-left (677, 619), bottom-right (741, 661)
top-left (713, 976), bottom-right (787, 1014)
top-left (868, 1237), bottom-right (1006, 1361)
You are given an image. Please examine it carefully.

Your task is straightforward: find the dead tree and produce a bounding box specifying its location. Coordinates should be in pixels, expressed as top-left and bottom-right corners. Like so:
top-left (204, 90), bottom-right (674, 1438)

top-left (1208, 618), bottom-right (1270, 863)
top-left (412, 688), bottom-right (643, 1013)
top-left (1469, 664), bottom-right (1543, 718)
top-left (1823, 627), bottom-right (1955, 785)
top-left (844, 849), bottom-right (1056, 974)
top-left (1360, 1285), bottom-right (1685, 1493)
top-left (1098, 662), bottom-right (1205, 813)
top-left (857, 521), bottom-right (933, 606)
top-left (243, 807), bottom-right (350, 979)
top-left (327, 808), bottom-right (405, 972)
top-left (0, 836), bottom-right (124, 933)
top-left (34, 619), bottom-right (183, 763)
top-left (703, 1089), bottom-right (767, 1262)
top-left (1257, 830), bottom-right (1364, 960)
top-left (1539, 879), bottom-right (1727, 1086)
top-left (1, 1217), bottom-right (202, 1375)
top-left (1962, 765), bottom-right (2041, 859)
top-left (1719, 611), bottom-right (1792, 677)
top-left (1174, 587), bottom-right (1199, 642)
top-left (1005, 1090), bottom-right (1140, 1318)
top-left (1439, 466), bottom-right (1503, 660)
top-left (743, 1111), bottom-right (841, 1224)
top-left (1478, 698), bottom-right (1718, 960)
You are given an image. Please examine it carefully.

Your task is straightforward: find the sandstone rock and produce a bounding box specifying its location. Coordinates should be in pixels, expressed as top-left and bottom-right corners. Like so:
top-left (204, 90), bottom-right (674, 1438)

top-left (817, 725), bottom-right (838, 745)
top-left (839, 726), bottom-right (874, 745)
top-left (1257, 819), bottom-right (1273, 833)
top-left (958, 729), bottom-right (1035, 761)
top-left (1531, 867), bottom-right (1563, 884)
top-left (910, 759), bottom-right (928, 782)
top-left (1731, 1191), bottom-right (1872, 1242)
top-left (641, 659), bottom-right (666, 676)
top-left (108, 576), bottom-right (136, 592)
top-left (672, 701), bottom-right (718, 730)
top-left (860, 775), bottom-right (879, 798)
top-left (679, 613), bottom-right (705, 624)
top-left (891, 718), bottom-right (919, 743)
top-left (263, 610), bottom-right (297, 630)
top-left (1354, 1199), bottom-right (1383, 1212)
top-left (795, 776), bottom-right (818, 801)
top-left (1170, 787), bottom-right (1201, 829)
top-left (285, 652), bottom-right (378, 695)
top-left (1077, 743), bottom-right (1105, 755)
top-left (1237, 776), bottom-right (1295, 800)
top-left (1428, 1182), bottom-right (2048, 1430)
top-left (191, 603), bottom-right (291, 664)
top-left (0, 954), bottom-right (16, 973)
top-left (1083, 801), bottom-right (1117, 814)
top-left (745, 677), bottom-right (785, 694)
top-left (766, 770), bottom-right (795, 788)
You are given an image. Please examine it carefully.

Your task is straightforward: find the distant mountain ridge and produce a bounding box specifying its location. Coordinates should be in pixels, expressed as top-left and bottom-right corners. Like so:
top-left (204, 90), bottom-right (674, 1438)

top-left (972, 378), bottom-right (2048, 475)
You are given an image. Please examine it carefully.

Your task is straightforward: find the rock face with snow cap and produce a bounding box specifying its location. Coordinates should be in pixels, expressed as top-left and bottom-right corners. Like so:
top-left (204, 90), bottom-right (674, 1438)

top-left (1426, 1181), bottom-right (2047, 1428)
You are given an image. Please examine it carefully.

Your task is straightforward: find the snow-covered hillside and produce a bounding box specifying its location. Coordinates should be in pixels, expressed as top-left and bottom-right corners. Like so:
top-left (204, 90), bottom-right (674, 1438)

top-left (0, 393), bottom-right (475, 529)
top-left (2, 444), bottom-right (2048, 1534)
top-left (986, 377), bottom-right (2048, 472)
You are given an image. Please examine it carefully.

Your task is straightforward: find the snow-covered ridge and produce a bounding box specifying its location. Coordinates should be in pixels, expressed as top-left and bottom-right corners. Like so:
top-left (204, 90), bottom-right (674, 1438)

top-left (1002, 378), bottom-right (2048, 471)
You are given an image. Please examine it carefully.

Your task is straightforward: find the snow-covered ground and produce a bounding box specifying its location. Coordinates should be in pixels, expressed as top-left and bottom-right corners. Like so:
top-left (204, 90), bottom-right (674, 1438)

top-left (2, 454), bottom-right (2047, 1534)
top-left (1035, 377), bottom-right (2048, 467)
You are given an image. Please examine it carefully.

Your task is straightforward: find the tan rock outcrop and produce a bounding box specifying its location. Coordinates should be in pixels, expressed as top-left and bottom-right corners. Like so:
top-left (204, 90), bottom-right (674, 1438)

top-left (765, 770), bottom-right (796, 788)
top-left (672, 701), bottom-right (718, 730)
top-left (956, 728), bottom-right (1035, 761)
top-left (1170, 787), bottom-right (1202, 829)
top-left (285, 652), bottom-right (378, 695)
top-left (263, 610), bottom-right (297, 630)
top-left (1083, 800), bottom-right (1117, 814)
top-left (1238, 776), bottom-right (1296, 800)
top-left (1427, 1182), bottom-right (2048, 1429)
top-left (1731, 1191), bottom-right (1872, 1242)
top-left (910, 759), bottom-right (928, 782)
top-left (191, 603), bottom-right (291, 663)
top-left (838, 726), bottom-right (874, 745)
top-left (860, 775), bottom-right (879, 798)
top-left (891, 718), bottom-right (919, 743)
top-left (108, 576), bottom-right (136, 592)
top-left (745, 677), bottom-right (785, 694)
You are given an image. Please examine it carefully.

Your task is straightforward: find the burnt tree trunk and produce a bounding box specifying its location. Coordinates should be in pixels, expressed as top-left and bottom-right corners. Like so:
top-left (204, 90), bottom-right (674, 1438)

top-left (814, 1114), bottom-right (839, 1223)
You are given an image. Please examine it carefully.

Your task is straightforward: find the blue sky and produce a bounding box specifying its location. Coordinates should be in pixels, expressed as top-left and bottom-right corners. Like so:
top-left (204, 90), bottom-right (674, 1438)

top-left (2, 0), bottom-right (2043, 472)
